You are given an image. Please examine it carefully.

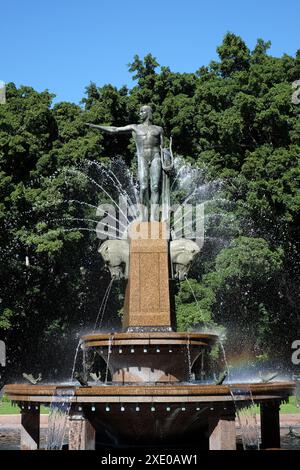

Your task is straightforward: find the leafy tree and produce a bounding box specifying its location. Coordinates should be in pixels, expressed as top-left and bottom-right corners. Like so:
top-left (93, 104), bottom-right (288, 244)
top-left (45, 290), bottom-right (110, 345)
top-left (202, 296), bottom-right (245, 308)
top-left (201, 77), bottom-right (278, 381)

top-left (1, 32), bottom-right (300, 382)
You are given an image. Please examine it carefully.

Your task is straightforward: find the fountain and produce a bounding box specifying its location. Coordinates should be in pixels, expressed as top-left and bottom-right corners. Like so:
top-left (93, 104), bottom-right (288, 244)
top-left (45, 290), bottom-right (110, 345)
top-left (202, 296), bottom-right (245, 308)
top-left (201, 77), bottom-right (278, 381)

top-left (4, 105), bottom-right (295, 450)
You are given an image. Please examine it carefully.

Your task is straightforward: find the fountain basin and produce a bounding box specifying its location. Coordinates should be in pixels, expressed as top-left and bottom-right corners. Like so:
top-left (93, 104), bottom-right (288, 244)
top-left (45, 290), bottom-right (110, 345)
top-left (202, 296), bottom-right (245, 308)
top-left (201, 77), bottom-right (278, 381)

top-left (4, 381), bottom-right (295, 402)
top-left (82, 332), bottom-right (218, 382)
top-left (4, 382), bottom-right (295, 448)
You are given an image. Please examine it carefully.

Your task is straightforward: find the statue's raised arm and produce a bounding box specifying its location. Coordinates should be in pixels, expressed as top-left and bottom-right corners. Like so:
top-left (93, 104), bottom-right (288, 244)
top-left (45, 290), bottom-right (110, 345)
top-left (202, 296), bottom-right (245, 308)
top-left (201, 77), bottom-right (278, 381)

top-left (86, 105), bottom-right (171, 221)
top-left (85, 123), bottom-right (136, 134)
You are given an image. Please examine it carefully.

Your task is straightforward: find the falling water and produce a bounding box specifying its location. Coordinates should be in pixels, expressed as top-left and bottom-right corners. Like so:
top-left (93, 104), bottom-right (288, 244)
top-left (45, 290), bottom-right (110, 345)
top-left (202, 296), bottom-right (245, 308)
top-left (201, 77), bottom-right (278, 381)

top-left (129, 173), bottom-right (139, 208)
top-left (171, 157), bottom-right (205, 193)
top-left (185, 278), bottom-right (205, 329)
top-left (60, 227), bottom-right (119, 239)
top-left (186, 334), bottom-right (192, 381)
top-left (46, 387), bottom-right (75, 450)
top-left (170, 165), bottom-right (186, 191)
top-left (61, 227), bottom-right (95, 234)
top-left (170, 157), bottom-right (238, 259)
top-left (293, 375), bottom-right (300, 427)
top-left (51, 217), bottom-right (123, 239)
top-left (67, 168), bottom-right (131, 224)
top-left (200, 350), bottom-right (205, 381)
top-left (230, 386), bottom-right (260, 450)
top-left (64, 199), bottom-right (130, 235)
top-left (65, 199), bottom-right (99, 211)
top-left (105, 335), bottom-right (114, 384)
top-left (85, 160), bottom-right (139, 217)
top-left (70, 340), bottom-right (82, 383)
top-left (56, 215), bottom-right (128, 232)
top-left (82, 346), bottom-right (87, 381)
top-left (93, 279), bottom-right (114, 332)
top-left (293, 375), bottom-right (300, 405)
top-left (219, 340), bottom-right (230, 382)
top-left (172, 211), bottom-right (196, 239)
top-left (51, 216), bottom-right (106, 225)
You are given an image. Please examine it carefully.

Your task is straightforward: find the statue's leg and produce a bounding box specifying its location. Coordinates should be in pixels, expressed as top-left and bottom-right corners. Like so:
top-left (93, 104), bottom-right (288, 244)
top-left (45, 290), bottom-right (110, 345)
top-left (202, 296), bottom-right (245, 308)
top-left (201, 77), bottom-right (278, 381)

top-left (150, 155), bottom-right (162, 221)
top-left (139, 158), bottom-right (149, 221)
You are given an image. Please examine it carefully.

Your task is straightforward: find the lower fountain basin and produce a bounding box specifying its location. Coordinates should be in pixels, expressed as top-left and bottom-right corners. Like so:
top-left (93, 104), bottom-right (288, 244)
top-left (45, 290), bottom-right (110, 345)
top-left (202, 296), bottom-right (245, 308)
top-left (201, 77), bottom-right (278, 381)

top-left (4, 381), bottom-right (295, 403)
top-left (4, 382), bottom-right (295, 448)
top-left (82, 332), bottom-right (218, 383)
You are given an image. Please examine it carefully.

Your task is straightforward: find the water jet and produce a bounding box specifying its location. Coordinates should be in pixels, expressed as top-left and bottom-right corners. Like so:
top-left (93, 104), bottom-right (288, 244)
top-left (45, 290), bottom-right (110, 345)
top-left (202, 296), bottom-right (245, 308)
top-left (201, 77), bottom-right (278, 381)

top-left (4, 108), bottom-right (295, 451)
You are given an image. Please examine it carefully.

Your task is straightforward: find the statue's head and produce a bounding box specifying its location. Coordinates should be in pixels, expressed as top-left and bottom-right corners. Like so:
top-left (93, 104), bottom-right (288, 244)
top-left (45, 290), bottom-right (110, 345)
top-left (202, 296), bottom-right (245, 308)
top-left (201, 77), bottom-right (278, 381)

top-left (139, 105), bottom-right (152, 122)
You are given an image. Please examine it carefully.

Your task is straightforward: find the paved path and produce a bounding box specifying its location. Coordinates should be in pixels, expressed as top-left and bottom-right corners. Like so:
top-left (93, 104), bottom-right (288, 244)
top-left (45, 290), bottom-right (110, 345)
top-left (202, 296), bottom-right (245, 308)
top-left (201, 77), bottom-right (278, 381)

top-left (0, 414), bottom-right (48, 428)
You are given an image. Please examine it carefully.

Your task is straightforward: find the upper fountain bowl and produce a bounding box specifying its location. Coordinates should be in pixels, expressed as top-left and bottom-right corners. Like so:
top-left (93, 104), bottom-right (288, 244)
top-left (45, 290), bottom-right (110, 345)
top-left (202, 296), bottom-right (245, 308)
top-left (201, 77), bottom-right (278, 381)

top-left (81, 331), bottom-right (218, 383)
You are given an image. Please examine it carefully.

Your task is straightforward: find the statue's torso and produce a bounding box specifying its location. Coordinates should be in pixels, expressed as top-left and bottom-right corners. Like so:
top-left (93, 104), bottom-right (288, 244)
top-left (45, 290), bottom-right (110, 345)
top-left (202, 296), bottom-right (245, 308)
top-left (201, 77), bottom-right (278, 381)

top-left (133, 124), bottom-right (162, 162)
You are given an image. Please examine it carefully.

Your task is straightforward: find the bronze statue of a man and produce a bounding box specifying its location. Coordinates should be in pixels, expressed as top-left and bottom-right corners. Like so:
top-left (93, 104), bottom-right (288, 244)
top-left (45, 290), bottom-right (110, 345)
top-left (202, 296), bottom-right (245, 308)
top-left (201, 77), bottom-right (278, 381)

top-left (86, 105), bottom-right (172, 221)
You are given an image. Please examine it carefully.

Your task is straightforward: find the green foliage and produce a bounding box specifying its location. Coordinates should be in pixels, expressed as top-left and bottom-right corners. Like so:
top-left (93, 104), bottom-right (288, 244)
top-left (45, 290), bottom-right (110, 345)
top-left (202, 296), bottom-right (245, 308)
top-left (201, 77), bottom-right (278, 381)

top-left (0, 308), bottom-right (13, 330)
top-left (210, 237), bottom-right (283, 285)
top-left (175, 279), bottom-right (216, 331)
top-left (1, 32), bottom-right (300, 380)
top-left (0, 396), bottom-right (49, 414)
top-left (215, 32), bottom-right (251, 77)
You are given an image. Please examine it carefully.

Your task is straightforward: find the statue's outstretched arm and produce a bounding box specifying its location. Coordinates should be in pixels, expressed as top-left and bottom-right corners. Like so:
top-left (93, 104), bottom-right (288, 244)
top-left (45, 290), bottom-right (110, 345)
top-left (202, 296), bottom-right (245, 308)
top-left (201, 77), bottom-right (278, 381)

top-left (85, 123), bottom-right (135, 134)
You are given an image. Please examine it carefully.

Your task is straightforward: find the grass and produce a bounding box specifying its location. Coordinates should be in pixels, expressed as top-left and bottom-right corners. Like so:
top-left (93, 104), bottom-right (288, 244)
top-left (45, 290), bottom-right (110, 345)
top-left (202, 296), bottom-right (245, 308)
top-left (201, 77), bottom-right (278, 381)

top-left (0, 396), bottom-right (49, 414)
top-left (240, 396), bottom-right (300, 414)
top-left (279, 396), bottom-right (300, 413)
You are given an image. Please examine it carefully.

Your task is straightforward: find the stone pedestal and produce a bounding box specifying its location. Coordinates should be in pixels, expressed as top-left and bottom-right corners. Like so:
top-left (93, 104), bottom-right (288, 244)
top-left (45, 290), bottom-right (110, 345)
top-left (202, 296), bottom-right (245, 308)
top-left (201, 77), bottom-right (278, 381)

top-left (260, 402), bottom-right (280, 449)
top-left (68, 410), bottom-right (96, 450)
top-left (208, 413), bottom-right (236, 450)
top-left (20, 407), bottom-right (40, 450)
top-left (123, 222), bottom-right (171, 329)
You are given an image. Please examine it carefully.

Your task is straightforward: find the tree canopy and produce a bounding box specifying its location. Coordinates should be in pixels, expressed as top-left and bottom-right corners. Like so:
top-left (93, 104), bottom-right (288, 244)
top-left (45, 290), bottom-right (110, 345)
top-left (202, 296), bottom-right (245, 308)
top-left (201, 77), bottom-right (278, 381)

top-left (1, 33), bottom-right (300, 382)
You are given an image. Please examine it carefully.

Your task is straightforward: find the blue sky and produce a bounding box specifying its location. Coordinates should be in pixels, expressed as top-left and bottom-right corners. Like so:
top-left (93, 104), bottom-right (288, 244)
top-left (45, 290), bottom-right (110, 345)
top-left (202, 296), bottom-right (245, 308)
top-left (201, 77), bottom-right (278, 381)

top-left (2, 0), bottom-right (300, 104)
